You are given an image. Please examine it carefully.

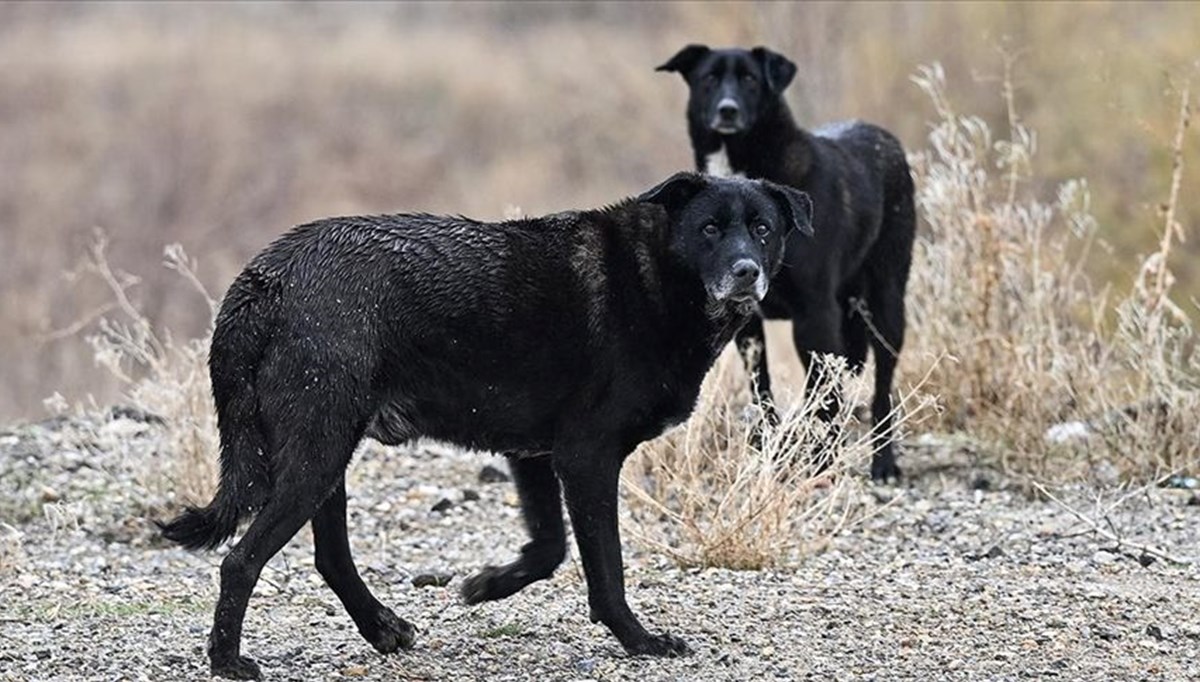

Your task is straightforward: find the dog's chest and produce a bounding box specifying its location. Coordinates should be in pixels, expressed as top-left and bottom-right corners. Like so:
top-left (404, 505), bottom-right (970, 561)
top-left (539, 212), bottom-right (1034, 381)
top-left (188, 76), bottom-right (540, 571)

top-left (704, 144), bottom-right (744, 179)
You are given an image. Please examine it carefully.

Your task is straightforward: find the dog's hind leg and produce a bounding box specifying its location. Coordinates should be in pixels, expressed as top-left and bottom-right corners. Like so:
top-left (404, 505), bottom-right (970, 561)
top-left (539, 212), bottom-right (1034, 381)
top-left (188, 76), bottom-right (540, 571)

top-left (863, 278), bottom-right (905, 481)
top-left (208, 380), bottom-right (370, 680)
top-left (208, 460), bottom-right (346, 680)
top-left (461, 455), bottom-right (566, 604)
top-left (863, 192), bottom-right (915, 482)
top-left (313, 479), bottom-right (416, 654)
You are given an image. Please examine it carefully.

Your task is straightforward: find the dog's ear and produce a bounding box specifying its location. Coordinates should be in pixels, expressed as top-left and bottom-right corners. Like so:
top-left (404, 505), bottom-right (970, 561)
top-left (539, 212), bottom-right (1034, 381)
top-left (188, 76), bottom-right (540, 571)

top-left (639, 172), bottom-right (709, 212)
top-left (656, 44), bottom-right (711, 77)
top-left (760, 179), bottom-right (813, 237)
top-left (750, 46), bottom-right (797, 94)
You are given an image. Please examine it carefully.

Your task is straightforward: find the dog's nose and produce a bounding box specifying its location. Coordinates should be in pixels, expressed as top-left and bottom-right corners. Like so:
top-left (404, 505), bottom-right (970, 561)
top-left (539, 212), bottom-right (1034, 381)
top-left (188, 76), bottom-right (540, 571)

top-left (717, 99), bottom-right (740, 121)
top-left (731, 259), bottom-right (760, 283)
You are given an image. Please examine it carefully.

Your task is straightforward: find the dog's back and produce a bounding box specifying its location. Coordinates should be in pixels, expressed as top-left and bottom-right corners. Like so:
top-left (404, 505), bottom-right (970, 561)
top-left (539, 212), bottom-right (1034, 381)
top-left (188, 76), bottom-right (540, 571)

top-left (804, 120), bottom-right (914, 286)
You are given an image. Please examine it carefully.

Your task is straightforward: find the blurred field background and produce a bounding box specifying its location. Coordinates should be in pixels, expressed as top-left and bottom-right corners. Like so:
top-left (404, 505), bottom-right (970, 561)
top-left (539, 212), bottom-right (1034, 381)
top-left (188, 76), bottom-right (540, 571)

top-left (1, 0), bottom-right (1198, 424)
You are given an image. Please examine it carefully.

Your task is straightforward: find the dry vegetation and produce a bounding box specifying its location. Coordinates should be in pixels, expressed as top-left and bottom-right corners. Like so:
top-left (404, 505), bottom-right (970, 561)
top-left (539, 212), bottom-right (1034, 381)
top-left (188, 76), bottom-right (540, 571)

top-left (903, 64), bottom-right (1199, 481)
top-left (623, 350), bottom-right (936, 570)
top-left (3, 3), bottom-right (1199, 570)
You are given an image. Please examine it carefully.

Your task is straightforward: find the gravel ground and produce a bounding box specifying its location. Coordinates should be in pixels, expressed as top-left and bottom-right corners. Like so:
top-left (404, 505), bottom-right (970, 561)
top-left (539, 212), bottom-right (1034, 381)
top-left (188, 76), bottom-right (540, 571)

top-left (2, 414), bottom-right (1199, 682)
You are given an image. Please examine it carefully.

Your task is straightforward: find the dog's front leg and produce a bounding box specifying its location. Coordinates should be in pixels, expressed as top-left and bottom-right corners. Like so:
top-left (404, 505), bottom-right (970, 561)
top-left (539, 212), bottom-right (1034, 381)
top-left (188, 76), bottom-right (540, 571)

top-left (553, 439), bottom-right (690, 657)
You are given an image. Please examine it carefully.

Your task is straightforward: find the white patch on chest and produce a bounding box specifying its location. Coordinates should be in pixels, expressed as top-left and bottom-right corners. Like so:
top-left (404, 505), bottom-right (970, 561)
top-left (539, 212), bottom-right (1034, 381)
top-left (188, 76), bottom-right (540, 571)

top-left (704, 144), bottom-right (743, 178)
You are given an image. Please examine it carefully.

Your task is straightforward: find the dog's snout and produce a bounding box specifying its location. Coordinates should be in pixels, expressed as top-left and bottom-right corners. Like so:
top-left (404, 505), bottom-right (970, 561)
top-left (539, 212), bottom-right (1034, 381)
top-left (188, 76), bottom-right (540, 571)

top-left (717, 99), bottom-right (740, 121)
top-left (731, 259), bottom-right (760, 283)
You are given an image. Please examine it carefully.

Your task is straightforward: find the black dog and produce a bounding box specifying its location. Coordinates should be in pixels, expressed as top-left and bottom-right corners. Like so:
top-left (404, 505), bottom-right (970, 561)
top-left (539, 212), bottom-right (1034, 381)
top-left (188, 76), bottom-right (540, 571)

top-left (160, 173), bottom-right (812, 680)
top-left (657, 45), bottom-right (916, 481)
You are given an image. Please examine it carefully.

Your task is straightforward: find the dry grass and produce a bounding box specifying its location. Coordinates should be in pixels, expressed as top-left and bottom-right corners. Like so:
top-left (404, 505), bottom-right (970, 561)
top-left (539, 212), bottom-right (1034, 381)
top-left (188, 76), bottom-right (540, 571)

top-left (0, 522), bottom-right (24, 573)
top-left (903, 63), bottom-right (1199, 481)
top-left (78, 233), bottom-right (219, 506)
top-left (622, 347), bottom-right (932, 570)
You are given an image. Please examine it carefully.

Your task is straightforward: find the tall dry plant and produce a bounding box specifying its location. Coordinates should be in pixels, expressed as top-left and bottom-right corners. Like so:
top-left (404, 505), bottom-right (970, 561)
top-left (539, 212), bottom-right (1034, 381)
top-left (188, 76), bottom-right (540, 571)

top-left (81, 231), bottom-right (219, 506)
top-left (904, 63), bottom-right (1198, 480)
top-left (623, 348), bottom-right (932, 570)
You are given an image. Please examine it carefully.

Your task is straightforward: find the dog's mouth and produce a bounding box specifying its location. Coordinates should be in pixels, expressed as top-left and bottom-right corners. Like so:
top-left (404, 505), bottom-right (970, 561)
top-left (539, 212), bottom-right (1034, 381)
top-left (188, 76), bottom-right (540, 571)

top-left (708, 285), bottom-right (765, 316)
top-left (710, 122), bottom-right (745, 135)
top-left (709, 270), bottom-right (769, 304)
top-left (725, 293), bottom-right (761, 317)
top-left (705, 285), bottom-right (763, 320)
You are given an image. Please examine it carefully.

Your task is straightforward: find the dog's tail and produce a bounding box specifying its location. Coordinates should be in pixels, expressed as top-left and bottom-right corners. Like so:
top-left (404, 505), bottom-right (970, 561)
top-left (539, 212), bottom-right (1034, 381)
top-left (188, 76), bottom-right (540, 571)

top-left (159, 273), bottom-right (276, 551)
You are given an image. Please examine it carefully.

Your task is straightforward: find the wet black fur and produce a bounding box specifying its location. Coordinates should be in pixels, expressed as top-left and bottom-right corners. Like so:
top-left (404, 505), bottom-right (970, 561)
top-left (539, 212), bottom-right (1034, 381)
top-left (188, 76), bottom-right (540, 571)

top-left (658, 44), bottom-right (917, 481)
top-left (159, 173), bottom-right (810, 680)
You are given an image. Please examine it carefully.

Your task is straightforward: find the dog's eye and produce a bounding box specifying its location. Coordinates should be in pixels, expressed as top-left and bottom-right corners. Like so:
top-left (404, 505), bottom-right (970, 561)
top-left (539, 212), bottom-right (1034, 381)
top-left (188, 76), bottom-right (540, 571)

top-left (754, 223), bottom-right (771, 237)
top-left (741, 74), bottom-right (758, 84)
top-left (703, 223), bottom-right (720, 237)
top-left (702, 74), bottom-right (718, 86)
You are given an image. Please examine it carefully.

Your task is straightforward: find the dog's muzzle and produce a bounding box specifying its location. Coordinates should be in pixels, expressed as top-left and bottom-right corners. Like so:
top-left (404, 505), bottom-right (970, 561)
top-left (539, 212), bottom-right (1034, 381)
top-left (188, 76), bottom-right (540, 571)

top-left (711, 98), bottom-right (744, 135)
top-left (709, 259), bottom-right (769, 309)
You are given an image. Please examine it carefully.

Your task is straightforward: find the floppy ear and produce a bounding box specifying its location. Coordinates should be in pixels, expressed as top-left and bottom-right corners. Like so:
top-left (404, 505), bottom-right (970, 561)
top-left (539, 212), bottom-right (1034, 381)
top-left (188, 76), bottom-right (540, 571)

top-left (760, 180), bottom-right (813, 237)
top-left (639, 172), bottom-right (709, 212)
top-left (655, 44), bottom-right (711, 77)
top-left (750, 46), bottom-right (797, 94)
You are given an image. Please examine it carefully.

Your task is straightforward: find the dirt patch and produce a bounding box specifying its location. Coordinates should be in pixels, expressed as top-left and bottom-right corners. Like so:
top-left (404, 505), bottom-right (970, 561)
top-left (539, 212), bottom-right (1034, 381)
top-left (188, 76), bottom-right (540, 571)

top-left (1, 415), bottom-right (1198, 681)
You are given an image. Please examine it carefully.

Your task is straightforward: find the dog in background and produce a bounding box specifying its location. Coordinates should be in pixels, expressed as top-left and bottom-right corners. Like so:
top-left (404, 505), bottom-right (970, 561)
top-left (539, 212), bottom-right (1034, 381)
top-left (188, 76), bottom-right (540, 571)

top-left (657, 44), bottom-right (916, 481)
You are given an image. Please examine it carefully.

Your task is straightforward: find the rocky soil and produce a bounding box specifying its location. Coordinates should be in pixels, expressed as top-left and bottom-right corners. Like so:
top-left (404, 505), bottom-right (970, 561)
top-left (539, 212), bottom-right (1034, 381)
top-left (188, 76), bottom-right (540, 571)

top-left (1, 413), bottom-right (1198, 681)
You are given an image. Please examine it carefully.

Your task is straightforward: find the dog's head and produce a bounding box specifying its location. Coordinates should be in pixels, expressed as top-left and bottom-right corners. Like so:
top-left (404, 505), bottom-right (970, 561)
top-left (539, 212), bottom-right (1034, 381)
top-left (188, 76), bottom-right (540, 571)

top-left (656, 45), bottom-right (797, 137)
top-left (640, 172), bottom-right (812, 314)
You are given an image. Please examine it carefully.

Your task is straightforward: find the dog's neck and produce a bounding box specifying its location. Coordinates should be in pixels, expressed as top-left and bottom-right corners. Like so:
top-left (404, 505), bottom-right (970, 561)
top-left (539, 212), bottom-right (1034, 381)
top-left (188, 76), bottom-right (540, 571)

top-left (690, 99), bottom-right (814, 183)
top-left (587, 202), bottom-right (749, 358)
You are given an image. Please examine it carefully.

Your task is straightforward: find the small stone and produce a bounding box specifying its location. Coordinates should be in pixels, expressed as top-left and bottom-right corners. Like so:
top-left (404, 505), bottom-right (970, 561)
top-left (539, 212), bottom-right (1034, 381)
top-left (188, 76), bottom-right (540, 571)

top-left (967, 545), bottom-right (1004, 562)
top-left (1187, 494), bottom-right (1199, 507)
top-left (970, 475), bottom-right (992, 491)
top-left (341, 664), bottom-right (369, 677)
top-left (478, 465), bottom-right (511, 484)
top-left (1094, 626), bottom-right (1120, 642)
top-left (40, 486), bottom-right (61, 503)
top-left (1136, 553), bottom-right (1156, 568)
top-left (575, 658), bottom-right (596, 674)
top-left (462, 489), bottom-right (481, 502)
top-left (1145, 624), bottom-right (1165, 641)
top-left (411, 572), bottom-right (453, 588)
top-left (431, 498), bottom-right (455, 513)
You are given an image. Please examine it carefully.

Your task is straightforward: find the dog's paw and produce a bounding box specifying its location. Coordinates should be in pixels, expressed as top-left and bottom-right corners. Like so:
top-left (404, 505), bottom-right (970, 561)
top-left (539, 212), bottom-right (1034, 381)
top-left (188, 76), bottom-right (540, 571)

top-left (460, 566), bottom-right (496, 605)
top-left (363, 606), bottom-right (417, 654)
top-left (461, 565), bottom-right (515, 605)
top-left (870, 452), bottom-right (901, 482)
top-left (210, 655), bottom-right (262, 681)
top-left (625, 632), bottom-right (692, 658)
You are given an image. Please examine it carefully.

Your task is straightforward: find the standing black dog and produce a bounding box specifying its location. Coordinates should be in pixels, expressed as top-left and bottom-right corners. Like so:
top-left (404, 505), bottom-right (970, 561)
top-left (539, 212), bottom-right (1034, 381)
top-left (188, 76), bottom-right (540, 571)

top-left (159, 173), bottom-right (812, 680)
top-left (657, 44), bottom-right (916, 481)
